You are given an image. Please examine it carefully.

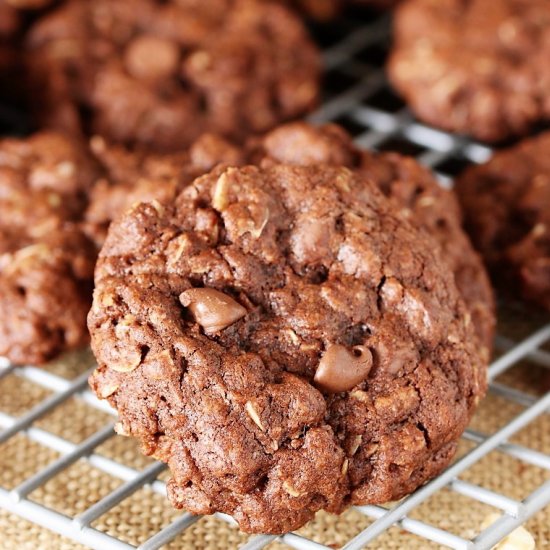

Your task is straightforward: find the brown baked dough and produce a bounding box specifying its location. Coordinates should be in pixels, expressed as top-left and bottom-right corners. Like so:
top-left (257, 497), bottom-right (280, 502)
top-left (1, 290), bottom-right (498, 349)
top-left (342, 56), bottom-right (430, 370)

top-left (0, 132), bottom-right (97, 364)
top-left (26, 0), bottom-right (321, 151)
top-left (457, 132), bottom-right (550, 311)
top-left (389, 0), bottom-right (550, 142)
top-left (89, 161), bottom-right (486, 533)
top-left (251, 122), bottom-right (495, 351)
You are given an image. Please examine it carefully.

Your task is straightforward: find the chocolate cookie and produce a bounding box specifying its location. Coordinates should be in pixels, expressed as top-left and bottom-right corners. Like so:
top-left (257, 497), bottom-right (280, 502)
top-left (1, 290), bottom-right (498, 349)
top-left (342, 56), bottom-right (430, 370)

top-left (26, 0), bottom-right (321, 151)
top-left (89, 162), bottom-right (486, 533)
top-left (0, 132), bottom-right (97, 364)
top-left (389, 0), bottom-right (550, 142)
top-left (457, 132), bottom-right (550, 311)
top-left (251, 122), bottom-right (495, 351)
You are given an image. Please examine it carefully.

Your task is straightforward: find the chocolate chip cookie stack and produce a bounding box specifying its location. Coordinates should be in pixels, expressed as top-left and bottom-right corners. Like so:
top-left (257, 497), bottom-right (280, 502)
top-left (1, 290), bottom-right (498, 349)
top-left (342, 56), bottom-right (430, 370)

top-left (5, 0), bottom-right (535, 537)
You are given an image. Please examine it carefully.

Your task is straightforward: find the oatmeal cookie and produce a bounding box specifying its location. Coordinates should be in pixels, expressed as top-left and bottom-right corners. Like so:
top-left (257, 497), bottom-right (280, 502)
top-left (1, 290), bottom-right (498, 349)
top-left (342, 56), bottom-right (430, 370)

top-left (26, 0), bottom-right (321, 151)
top-left (0, 132), bottom-right (97, 364)
top-left (389, 0), bottom-right (550, 142)
top-left (457, 132), bottom-right (550, 310)
top-left (89, 162), bottom-right (486, 533)
top-left (84, 133), bottom-right (244, 245)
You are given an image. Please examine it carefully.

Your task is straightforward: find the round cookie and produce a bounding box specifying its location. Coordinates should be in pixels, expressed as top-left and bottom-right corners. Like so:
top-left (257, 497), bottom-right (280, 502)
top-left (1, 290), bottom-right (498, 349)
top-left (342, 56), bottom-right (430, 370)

top-left (89, 162), bottom-right (486, 533)
top-left (250, 122), bottom-right (495, 352)
top-left (389, 0), bottom-right (550, 142)
top-left (0, 132), bottom-right (97, 364)
top-left (457, 132), bottom-right (550, 311)
top-left (25, 0), bottom-right (321, 151)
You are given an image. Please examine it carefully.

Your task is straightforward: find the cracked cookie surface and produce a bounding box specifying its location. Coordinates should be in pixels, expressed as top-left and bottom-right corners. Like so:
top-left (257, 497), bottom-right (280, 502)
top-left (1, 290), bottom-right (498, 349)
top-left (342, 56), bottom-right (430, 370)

top-left (251, 122), bottom-right (495, 351)
top-left (0, 132), bottom-right (97, 364)
top-left (389, 0), bottom-right (550, 142)
top-left (457, 131), bottom-right (550, 311)
top-left (26, 0), bottom-right (320, 151)
top-left (89, 162), bottom-right (486, 533)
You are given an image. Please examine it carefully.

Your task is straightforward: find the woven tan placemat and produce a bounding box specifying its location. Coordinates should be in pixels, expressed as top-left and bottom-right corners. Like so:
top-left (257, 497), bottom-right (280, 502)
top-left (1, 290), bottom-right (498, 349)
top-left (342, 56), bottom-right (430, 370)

top-left (0, 306), bottom-right (549, 550)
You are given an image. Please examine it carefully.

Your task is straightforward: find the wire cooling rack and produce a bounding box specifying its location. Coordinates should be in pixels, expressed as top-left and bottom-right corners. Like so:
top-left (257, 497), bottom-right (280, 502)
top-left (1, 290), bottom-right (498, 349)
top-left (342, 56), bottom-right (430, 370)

top-left (1, 8), bottom-right (550, 550)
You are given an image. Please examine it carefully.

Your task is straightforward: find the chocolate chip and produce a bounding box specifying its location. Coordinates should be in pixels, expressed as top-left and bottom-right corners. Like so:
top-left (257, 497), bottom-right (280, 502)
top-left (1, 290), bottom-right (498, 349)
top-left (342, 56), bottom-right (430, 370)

top-left (124, 35), bottom-right (179, 80)
top-left (314, 344), bottom-right (372, 393)
top-left (179, 288), bottom-right (247, 334)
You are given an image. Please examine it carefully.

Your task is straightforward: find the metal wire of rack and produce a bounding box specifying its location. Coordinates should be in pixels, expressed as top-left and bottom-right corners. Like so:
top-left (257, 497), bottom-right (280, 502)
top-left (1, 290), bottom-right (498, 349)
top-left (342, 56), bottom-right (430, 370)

top-left (1, 9), bottom-right (549, 550)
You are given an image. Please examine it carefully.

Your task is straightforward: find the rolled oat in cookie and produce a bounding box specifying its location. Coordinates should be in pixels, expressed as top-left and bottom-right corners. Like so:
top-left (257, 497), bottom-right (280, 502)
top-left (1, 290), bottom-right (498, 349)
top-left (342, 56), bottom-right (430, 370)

top-left (389, 0), bottom-right (550, 142)
top-left (457, 131), bottom-right (550, 311)
top-left (0, 132), bottom-right (97, 365)
top-left (89, 162), bottom-right (487, 534)
top-left (26, 0), bottom-right (321, 151)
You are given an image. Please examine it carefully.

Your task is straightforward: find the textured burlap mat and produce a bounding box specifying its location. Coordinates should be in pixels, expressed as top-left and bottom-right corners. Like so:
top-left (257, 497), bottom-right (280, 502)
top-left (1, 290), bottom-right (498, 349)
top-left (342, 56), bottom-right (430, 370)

top-left (0, 303), bottom-right (549, 549)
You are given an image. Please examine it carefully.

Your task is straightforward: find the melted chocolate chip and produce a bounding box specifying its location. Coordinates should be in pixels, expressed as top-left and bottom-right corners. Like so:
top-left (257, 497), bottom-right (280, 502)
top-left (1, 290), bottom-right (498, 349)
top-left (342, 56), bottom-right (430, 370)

top-left (314, 344), bottom-right (373, 393)
top-left (179, 288), bottom-right (247, 334)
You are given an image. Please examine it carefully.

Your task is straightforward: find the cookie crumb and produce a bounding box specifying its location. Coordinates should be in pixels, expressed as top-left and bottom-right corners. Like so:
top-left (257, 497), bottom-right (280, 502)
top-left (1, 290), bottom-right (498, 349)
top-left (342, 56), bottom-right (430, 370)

top-left (480, 513), bottom-right (535, 550)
